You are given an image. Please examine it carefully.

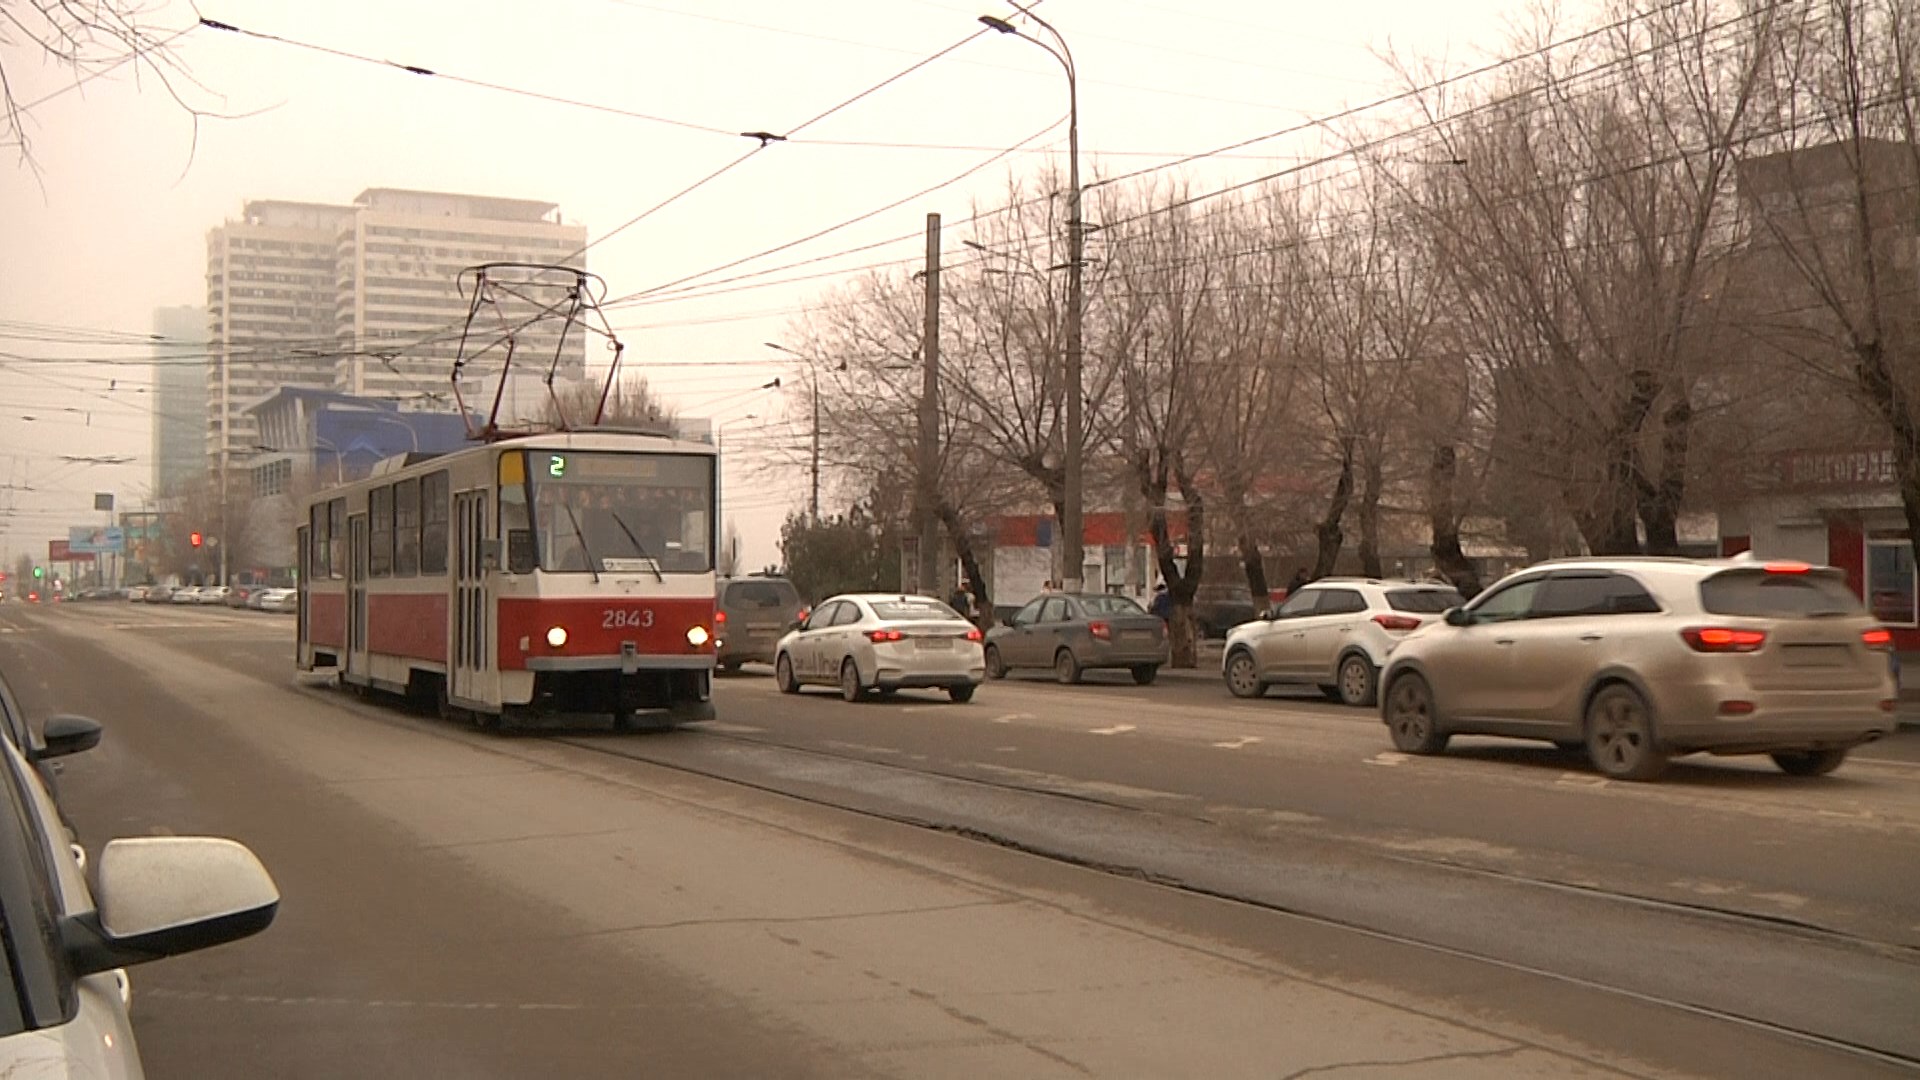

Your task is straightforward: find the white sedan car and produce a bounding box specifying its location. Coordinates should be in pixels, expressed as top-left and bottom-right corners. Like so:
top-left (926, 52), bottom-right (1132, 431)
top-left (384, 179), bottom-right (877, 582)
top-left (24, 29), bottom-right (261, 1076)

top-left (775, 593), bottom-right (985, 702)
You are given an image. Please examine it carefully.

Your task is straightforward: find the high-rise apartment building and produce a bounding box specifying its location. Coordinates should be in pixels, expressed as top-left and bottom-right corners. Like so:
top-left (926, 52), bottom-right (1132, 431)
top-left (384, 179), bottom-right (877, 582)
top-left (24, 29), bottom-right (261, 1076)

top-left (204, 189), bottom-right (588, 472)
top-left (150, 305), bottom-right (209, 496)
top-left (205, 201), bottom-right (353, 471)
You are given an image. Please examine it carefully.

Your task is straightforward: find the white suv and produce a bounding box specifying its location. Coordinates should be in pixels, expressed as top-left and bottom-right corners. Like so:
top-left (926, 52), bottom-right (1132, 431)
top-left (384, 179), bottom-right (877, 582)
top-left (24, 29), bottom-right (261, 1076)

top-left (1222, 578), bottom-right (1465, 706)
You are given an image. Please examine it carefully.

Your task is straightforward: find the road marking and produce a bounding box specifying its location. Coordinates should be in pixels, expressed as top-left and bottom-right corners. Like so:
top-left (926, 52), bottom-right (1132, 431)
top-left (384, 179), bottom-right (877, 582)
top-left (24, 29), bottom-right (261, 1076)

top-left (988, 713), bottom-right (1030, 724)
top-left (1364, 752), bottom-right (1408, 767)
top-left (897, 705), bottom-right (942, 713)
top-left (1556, 772), bottom-right (1610, 788)
top-left (700, 721), bottom-right (767, 735)
top-left (1088, 723), bottom-right (1136, 736)
top-left (1211, 736), bottom-right (1262, 750)
top-left (993, 746), bottom-right (1019, 753)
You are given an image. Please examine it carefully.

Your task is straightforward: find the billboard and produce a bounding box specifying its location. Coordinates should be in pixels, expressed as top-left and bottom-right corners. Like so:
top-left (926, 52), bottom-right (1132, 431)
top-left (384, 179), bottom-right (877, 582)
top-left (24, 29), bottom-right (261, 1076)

top-left (49, 540), bottom-right (95, 564)
top-left (68, 526), bottom-right (125, 554)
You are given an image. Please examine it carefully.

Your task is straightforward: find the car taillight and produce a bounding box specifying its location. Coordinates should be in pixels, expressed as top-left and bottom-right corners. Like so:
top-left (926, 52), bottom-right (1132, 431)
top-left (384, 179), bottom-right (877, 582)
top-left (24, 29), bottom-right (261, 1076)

top-left (1681, 627), bottom-right (1767, 653)
top-left (1372, 614), bottom-right (1422, 632)
top-left (964, 628), bottom-right (982, 642)
top-left (715, 610), bottom-right (727, 626)
top-left (1089, 620), bottom-right (1111, 641)
top-left (1764, 560), bottom-right (1811, 574)
top-left (1862, 627), bottom-right (1893, 651)
top-left (866, 629), bottom-right (903, 643)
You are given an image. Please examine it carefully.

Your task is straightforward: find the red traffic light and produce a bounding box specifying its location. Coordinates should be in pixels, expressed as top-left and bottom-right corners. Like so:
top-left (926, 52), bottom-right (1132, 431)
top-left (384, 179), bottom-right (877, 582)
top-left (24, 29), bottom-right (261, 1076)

top-left (190, 531), bottom-right (204, 548)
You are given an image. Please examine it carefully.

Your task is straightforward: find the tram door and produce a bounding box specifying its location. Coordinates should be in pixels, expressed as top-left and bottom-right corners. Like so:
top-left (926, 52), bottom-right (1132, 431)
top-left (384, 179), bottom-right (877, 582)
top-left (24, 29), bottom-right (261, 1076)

top-left (346, 514), bottom-right (370, 682)
top-left (295, 525), bottom-right (310, 658)
top-left (451, 490), bottom-right (490, 704)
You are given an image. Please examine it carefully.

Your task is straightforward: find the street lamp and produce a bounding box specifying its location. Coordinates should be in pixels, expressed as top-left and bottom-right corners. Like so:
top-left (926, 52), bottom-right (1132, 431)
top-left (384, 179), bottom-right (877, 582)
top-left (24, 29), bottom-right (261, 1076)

top-left (765, 342), bottom-right (824, 522)
top-left (980, 10), bottom-right (1086, 591)
top-left (715, 413), bottom-right (759, 450)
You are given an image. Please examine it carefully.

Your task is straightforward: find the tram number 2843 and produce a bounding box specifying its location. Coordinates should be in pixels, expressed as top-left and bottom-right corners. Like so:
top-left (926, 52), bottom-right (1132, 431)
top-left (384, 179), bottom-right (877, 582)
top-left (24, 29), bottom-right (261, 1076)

top-left (602, 608), bottom-right (655, 629)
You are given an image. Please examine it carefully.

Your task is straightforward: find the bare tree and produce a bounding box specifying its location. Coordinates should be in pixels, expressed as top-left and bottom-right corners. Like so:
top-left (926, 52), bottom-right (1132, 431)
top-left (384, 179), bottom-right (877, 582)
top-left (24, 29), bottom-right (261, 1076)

top-left (1735, 0), bottom-right (1920, 539)
top-left (539, 376), bottom-right (673, 431)
top-left (2, 1), bottom-right (208, 170)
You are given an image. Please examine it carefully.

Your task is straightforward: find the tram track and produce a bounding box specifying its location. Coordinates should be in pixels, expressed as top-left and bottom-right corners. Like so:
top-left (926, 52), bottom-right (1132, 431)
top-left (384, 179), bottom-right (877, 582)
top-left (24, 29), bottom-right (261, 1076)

top-left (533, 726), bottom-right (1920, 1073)
top-left (27, 604), bottom-right (1918, 1072)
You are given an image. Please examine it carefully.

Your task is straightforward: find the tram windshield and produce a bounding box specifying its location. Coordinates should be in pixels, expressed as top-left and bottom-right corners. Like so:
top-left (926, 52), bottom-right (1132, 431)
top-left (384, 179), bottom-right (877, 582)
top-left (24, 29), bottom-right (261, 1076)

top-left (519, 451), bottom-right (715, 575)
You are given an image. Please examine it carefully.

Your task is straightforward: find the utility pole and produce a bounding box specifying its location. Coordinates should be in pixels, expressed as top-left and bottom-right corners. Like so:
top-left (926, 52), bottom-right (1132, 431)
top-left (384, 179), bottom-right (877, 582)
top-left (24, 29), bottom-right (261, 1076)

top-left (218, 343), bottom-right (230, 587)
top-left (917, 212), bottom-right (942, 597)
top-left (1125, 328), bottom-right (1147, 595)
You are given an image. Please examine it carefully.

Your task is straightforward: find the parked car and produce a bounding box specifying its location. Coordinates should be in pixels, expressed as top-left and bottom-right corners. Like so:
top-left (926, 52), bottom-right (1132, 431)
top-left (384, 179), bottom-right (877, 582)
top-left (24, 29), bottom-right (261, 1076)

top-left (143, 584), bottom-right (175, 604)
top-left (775, 594), bottom-right (984, 702)
top-left (1222, 578), bottom-right (1466, 706)
top-left (1378, 557), bottom-right (1898, 781)
top-left (1191, 583), bottom-right (1260, 640)
top-left (255, 588), bottom-right (297, 613)
top-left (168, 586), bottom-right (201, 604)
top-left (224, 585), bottom-right (255, 608)
top-left (195, 586), bottom-right (231, 606)
top-left (986, 592), bottom-right (1170, 685)
top-left (126, 585), bottom-right (149, 602)
top-left (714, 575), bottom-right (807, 673)
top-left (0, 728), bottom-right (279, 1077)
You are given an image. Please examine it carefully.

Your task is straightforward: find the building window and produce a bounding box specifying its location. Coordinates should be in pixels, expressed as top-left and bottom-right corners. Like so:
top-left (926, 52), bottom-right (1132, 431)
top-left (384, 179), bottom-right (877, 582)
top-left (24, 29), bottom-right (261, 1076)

top-left (1867, 539), bottom-right (1916, 626)
top-left (421, 471), bottom-right (450, 575)
top-left (370, 486), bottom-right (393, 578)
top-left (393, 478), bottom-right (420, 577)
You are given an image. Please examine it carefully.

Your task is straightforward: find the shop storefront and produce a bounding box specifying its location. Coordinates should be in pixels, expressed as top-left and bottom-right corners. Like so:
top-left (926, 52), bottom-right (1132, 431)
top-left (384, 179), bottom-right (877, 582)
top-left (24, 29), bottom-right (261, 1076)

top-left (1720, 447), bottom-right (1920, 649)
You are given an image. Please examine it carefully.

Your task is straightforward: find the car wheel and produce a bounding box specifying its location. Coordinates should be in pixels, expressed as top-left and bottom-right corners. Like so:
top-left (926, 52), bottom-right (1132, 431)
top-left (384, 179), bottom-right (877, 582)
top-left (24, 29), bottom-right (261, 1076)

top-left (719, 660), bottom-right (743, 675)
top-left (1337, 654), bottom-right (1378, 707)
top-left (1385, 673), bottom-right (1448, 755)
top-left (1054, 648), bottom-right (1082, 685)
top-left (1585, 684), bottom-right (1668, 781)
top-left (949, 684), bottom-right (976, 703)
top-left (613, 709), bottom-right (638, 732)
top-left (1131, 664), bottom-right (1158, 686)
top-left (1770, 748), bottom-right (1849, 776)
top-left (985, 645), bottom-right (1007, 680)
top-left (1224, 649), bottom-right (1265, 699)
top-left (1317, 684), bottom-right (1344, 702)
top-left (839, 659), bottom-right (866, 702)
top-left (775, 653), bottom-right (799, 694)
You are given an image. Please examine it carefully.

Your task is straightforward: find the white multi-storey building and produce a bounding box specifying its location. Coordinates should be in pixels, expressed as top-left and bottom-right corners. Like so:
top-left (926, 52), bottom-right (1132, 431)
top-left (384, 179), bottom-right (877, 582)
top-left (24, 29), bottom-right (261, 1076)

top-left (204, 189), bottom-right (589, 474)
top-left (150, 305), bottom-right (209, 496)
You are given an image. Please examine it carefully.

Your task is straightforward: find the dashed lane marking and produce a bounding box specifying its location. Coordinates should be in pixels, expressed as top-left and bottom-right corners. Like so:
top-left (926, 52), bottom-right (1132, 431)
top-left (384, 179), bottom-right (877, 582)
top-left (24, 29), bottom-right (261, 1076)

top-left (1364, 752), bottom-right (1408, 767)
top-left (698, 721), bottom-right (768, 735)
top-left (988, 713), bottom-right (1030, 724)
top-left (1088, 723), bottom-right (1137, 736)
top-left (1556, 772), bottom-right (1610, 788)
top-left (1211, 736), bottom-right (1262, 750)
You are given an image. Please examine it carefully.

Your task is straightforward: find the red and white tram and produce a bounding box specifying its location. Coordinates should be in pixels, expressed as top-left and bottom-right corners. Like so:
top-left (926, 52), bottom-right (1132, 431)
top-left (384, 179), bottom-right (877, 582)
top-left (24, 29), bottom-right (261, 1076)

top-left (297, 431), bottom-right (720, 729)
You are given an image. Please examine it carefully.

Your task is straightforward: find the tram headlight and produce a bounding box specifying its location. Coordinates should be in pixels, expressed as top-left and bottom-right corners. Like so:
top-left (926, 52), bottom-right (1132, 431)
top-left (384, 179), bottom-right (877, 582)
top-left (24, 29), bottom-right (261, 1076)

top-left (686, 625), bottom-right (711, 647)
top-left (546, 626), bottom-right (569, 648)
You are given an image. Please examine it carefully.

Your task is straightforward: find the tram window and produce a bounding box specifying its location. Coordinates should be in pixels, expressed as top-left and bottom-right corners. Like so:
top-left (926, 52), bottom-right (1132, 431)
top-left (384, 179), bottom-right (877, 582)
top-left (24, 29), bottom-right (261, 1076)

top-left (526, 451), bottom-right (716, 574)
top-left (421, 471), bottom-right (450, 575)
top-left (328, 499), bottom-right (346, 580)
top-left (394, 478), bottom-right (421, 577)
top-left (370, 486), bottom-right (394, 578)
top-left (309, 502), bottom-right (330, 579)
top-left (499, 453), bottom-right (535, 574)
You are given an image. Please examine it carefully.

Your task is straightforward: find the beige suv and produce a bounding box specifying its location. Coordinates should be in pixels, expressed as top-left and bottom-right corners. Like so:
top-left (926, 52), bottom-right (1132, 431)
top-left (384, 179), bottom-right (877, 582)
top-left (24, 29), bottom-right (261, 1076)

top-left (1379, 557), bottom-right (1896, 780)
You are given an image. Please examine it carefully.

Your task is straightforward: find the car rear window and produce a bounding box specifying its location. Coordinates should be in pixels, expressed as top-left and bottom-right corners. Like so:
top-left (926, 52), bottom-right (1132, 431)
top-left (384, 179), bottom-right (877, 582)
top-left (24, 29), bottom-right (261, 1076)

top-left (1385, 589), bottom-right (1464, 613)
top-left (725, 580), bottom-right (799, 608)
top-left (870, 599), bottom-right (963, 622)
top-left (1699, 570), bottom-right (1864, 618)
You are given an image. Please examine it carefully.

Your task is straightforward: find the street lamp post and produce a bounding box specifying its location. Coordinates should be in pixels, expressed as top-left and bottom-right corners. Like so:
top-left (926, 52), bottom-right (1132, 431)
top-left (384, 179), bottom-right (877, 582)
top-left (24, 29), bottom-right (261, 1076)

top-left (980, 11), bottom-right (1085, 592)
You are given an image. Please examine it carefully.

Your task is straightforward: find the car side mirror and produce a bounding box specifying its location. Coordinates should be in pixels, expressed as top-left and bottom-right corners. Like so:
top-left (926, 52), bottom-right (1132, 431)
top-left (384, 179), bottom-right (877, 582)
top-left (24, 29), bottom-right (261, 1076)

top-left (36, 714), bottom-right (102, 761)
top-left (1444, 607), bottom-right (1473, 627)
top-left (61, 837), bottom-right (279, 977)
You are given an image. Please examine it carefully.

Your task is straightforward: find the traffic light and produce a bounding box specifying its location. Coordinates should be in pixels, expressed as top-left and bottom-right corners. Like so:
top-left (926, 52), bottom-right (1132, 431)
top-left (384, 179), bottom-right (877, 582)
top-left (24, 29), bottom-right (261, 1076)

top-left (190, 531), bottom-right (204, 548)
top-left (31, 566), bottom-right (42, 580)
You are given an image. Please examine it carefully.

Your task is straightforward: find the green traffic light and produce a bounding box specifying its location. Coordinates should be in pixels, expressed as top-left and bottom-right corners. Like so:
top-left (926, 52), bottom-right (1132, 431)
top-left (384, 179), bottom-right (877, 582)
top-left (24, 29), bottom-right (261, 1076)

top-left (31, 567), bottom-right (42, 579)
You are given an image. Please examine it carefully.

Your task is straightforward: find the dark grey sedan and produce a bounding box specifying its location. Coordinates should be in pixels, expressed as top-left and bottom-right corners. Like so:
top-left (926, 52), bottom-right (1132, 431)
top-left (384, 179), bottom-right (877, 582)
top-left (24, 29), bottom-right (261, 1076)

top-left (985, 593), bottom-right (1170, 685)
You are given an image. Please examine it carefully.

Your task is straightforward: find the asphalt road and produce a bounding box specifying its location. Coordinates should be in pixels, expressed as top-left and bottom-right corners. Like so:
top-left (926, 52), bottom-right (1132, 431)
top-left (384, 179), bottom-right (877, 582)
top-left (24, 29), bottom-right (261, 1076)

top-left (4, 598), bottom-right (1917, 1078)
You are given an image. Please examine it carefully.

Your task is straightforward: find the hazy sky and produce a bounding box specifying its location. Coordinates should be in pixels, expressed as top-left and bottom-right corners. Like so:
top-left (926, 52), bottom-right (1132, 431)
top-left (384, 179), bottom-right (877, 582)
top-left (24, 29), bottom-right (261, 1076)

top-left (0, 0), bottom-right (1517, 573)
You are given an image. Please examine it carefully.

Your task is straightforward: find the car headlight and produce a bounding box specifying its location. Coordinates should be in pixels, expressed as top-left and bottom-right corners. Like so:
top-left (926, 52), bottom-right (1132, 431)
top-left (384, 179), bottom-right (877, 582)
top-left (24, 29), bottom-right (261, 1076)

top-left (687, 625), bottom-right (711, 647)
top-left (546, 626), bottom-right (568, 648)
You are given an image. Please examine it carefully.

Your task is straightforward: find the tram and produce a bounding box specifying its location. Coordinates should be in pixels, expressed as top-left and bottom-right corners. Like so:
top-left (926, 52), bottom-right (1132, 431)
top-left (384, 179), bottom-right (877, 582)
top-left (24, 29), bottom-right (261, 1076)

top-left (297, 430), bottom-right (719, 729)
